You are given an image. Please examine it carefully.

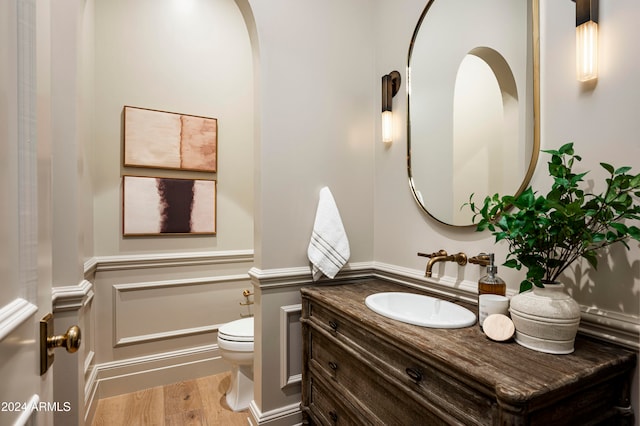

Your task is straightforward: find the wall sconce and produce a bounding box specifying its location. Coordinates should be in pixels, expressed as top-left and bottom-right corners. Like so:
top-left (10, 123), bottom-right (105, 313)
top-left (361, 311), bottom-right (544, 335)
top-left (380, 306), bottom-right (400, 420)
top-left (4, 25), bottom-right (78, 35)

top-left (382, 71), bottom-right (401, 143)
top-left (573, 0), bottom-right (598, 82)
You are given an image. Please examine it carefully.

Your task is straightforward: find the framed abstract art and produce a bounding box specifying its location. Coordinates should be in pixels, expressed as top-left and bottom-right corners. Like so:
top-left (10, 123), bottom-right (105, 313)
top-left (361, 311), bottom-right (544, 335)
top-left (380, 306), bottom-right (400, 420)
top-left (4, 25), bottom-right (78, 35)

top-left (123, 106), bottom-right (217, 172)
top-left (123, 175), bottom-right (216, 236)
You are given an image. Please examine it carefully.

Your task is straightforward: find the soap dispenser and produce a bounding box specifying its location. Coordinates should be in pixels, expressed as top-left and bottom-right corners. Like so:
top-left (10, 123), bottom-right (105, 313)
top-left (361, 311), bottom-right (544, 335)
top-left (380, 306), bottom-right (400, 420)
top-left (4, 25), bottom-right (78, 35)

top-left (478, 253), bottom-right (506, 297)
top-left (478, 253), bottom-right (508, 328)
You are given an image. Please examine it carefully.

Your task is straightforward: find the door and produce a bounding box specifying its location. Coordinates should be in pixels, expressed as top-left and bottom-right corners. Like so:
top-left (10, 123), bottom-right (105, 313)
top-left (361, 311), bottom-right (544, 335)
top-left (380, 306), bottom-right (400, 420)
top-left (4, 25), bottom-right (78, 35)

top-left (0, 0), bottom-right (55, 424)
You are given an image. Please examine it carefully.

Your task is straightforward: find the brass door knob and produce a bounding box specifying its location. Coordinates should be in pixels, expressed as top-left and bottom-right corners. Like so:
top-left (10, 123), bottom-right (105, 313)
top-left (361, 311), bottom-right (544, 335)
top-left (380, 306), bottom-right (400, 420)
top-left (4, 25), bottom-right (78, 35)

top-left (40, 314), bottom-right (82, 374)
top-left (47, 325), bottom-right (81, 353)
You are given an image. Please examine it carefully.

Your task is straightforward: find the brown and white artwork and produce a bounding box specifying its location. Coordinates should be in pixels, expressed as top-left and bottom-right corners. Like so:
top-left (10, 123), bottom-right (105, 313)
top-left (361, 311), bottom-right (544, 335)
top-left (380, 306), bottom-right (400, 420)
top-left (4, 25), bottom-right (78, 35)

top-left (124, 106), bottom-right (217, 172)
top-left (123, 175), bottom-right (216, 236)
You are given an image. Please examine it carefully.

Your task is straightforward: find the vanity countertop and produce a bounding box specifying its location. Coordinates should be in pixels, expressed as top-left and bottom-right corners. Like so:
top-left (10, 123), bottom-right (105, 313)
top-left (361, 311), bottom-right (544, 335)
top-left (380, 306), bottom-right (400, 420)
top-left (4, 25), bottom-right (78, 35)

top-left (301, 278), bottom-right (637, 409)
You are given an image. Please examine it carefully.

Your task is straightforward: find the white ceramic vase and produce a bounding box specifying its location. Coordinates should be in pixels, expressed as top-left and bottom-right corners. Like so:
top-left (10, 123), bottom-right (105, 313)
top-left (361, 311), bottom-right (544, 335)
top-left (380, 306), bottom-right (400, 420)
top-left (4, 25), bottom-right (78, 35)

top-left (509, 282), bottom-right (581, 354)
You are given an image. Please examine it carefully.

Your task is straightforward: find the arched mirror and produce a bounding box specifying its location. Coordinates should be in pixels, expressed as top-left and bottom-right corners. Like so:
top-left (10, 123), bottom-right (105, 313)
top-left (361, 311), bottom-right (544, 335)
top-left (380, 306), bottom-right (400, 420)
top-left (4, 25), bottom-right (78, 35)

top-left (407, 0), bottom-right (539, 226)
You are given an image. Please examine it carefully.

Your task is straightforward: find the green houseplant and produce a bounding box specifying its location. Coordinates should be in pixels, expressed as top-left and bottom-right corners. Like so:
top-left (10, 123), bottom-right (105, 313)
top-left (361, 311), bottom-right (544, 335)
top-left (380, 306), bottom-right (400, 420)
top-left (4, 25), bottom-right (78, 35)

top-left (467, 142), bottom-right (640, 293)
top-left (466, 143), bottom-right (640, 354)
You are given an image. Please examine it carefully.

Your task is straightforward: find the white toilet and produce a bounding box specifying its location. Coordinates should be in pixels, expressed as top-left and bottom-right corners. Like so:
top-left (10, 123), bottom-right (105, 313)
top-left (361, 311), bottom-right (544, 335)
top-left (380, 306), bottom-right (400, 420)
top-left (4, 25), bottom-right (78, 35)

top-left (217, 317), bottom-right (254, 411)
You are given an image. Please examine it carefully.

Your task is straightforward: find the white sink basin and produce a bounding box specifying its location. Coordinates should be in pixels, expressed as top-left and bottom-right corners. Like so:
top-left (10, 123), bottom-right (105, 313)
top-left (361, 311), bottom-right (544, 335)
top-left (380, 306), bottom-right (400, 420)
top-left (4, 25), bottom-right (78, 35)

top-left (365, 292), bottom-right (476, 328)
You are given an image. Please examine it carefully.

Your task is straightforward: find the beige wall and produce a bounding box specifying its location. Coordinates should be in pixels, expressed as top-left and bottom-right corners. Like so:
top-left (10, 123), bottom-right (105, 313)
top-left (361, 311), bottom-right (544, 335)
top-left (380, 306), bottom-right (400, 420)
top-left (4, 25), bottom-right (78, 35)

top-left (93, 0), bottom-right (254, 255)
top-left (248, 0), bottom-right (376, 271)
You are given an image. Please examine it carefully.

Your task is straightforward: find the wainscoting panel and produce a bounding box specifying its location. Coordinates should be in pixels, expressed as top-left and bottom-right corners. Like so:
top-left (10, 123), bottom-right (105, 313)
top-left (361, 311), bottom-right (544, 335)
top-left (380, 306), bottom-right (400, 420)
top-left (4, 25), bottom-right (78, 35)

top-left (112, 275), bottom-right (249, 346)
top-left (87, 250), bottom-right (255, 417)
top-left (279, 304), bottom-right (301, 389)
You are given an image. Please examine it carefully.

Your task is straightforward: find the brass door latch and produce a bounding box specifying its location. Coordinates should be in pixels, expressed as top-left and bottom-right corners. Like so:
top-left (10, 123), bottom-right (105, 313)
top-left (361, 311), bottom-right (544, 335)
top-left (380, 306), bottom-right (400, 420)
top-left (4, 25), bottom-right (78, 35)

top-left (40, 313), bottom-right (81, 375)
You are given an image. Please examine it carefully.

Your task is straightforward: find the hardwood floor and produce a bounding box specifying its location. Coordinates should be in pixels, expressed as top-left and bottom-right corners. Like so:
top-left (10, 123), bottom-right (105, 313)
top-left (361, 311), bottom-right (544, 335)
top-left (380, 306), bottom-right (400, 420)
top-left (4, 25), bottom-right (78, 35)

top-left (92, 372), bottom-right (250, 426)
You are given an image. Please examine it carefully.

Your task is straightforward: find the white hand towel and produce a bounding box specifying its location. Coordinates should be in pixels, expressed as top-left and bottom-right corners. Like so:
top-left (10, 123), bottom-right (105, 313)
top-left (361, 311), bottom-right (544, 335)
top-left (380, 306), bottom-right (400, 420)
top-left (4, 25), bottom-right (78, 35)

top-left (307, 187), bottom-right (350, 281)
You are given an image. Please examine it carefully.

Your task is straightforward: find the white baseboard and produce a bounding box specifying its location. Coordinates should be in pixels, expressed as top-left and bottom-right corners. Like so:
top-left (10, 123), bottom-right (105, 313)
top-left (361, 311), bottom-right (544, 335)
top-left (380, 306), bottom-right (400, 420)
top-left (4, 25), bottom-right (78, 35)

top-left (89, 344), bottom-right (227, 400)
top-left (248, 401), bottom-right (303, 426)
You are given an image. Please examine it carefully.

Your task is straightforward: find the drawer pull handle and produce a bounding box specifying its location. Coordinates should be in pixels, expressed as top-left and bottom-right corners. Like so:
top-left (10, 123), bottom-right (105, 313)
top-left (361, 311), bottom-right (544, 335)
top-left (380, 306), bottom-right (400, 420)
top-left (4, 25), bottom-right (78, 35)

top-left (406, 367), bottom-right (423, 383)
top-left (329, 410), bottom-right (338, 422)
top-left (328, 320), bottom-right (338, 331)
top-left (328, 361), bottom-right (338, 371)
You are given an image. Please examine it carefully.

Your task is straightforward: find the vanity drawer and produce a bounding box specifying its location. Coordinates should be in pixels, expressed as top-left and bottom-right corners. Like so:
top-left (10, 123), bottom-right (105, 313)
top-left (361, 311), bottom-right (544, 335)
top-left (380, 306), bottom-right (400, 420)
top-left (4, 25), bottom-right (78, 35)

top-left (305, 376), bottom-right (364, 426)
top-left (309, 326), bottom-right (449, 425)
top-left (307, 299), bottom-right (494, 424)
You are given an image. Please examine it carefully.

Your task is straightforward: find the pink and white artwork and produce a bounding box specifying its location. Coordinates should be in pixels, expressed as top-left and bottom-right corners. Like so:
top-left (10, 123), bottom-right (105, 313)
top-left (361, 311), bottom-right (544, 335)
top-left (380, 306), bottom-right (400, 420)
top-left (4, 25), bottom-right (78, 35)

top-left (123, 175), bottom-right (216, 236)
top-left (124, 106), bottom-right (217, 172)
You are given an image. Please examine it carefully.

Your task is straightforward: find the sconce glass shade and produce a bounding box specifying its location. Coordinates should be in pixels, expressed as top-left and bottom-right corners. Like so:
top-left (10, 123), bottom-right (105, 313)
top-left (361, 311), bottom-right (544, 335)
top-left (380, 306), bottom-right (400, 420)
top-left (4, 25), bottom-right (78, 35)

top-left (576, 20), bottom-right (598, 81)
top-left (382, 110), bottom-right (393, 143)
top-left (381, 71), bottom-right (401, 143)
top-left (574, 0), bottom-right (598, 82)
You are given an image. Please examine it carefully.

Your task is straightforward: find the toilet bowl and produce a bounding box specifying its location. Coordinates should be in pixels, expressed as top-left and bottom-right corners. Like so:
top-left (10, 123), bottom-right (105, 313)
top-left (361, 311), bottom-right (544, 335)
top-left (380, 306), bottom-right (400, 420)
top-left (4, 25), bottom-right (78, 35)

top-left (217, 317), bottom-right (254, 411)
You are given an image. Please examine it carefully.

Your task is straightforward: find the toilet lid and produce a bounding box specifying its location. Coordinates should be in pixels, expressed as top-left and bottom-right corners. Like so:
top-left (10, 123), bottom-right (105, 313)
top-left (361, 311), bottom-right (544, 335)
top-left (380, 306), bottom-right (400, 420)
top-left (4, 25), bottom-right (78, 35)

top-left (219, 317), bottom-right (254, 342)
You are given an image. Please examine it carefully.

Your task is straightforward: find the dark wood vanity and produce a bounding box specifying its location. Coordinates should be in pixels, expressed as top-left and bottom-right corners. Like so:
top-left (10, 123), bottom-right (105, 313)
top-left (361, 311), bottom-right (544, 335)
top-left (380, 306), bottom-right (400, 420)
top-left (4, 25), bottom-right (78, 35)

top-left (301, 279), bottom-right (637, 425)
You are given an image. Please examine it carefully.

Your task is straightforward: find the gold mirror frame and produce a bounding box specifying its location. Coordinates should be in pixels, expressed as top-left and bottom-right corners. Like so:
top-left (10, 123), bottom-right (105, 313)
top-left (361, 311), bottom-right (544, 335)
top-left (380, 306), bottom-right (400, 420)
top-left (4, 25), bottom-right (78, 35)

top-left (407, 0), bottom-right (540, 227)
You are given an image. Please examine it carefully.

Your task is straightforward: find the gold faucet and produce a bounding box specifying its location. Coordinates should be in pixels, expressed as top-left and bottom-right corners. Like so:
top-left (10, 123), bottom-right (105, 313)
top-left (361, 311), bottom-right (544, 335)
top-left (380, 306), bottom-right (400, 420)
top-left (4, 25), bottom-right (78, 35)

top-left (418, 250), bottom-right (468, 277)
top-left (469, 253), bottom-right (491, 266)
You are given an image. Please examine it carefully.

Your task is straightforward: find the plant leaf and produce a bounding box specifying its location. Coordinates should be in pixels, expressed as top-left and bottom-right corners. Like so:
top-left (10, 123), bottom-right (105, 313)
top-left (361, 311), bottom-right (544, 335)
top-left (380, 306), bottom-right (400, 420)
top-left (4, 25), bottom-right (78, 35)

top-left (519, 280), bottom-right (532, 293)
top-left (600, 163), bottom-right (615, 174)
top-left (609, 222), bottom-right (628, 235)
top-left (628, 226), bottom-right (640, 241)
top-left (558, 142), bottom-right (574, 155)
top-left (582, 250), bottom-right (598, 269)
top-left (504, 259), bottom-right (519, 269)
